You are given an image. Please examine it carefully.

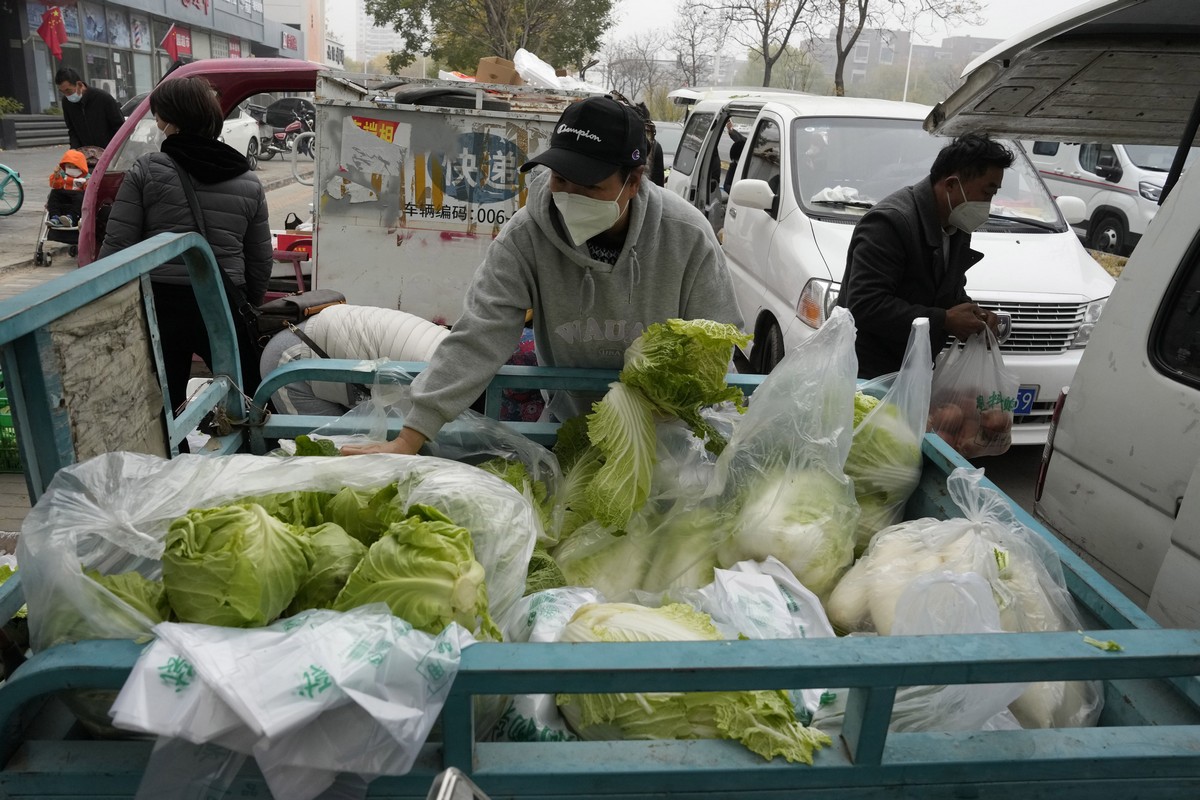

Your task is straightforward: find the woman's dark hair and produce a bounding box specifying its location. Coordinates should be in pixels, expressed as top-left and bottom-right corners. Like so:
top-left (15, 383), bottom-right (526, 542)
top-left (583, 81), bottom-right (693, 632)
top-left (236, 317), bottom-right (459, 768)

top-left (54, 68), bottom-right (83, 85)
top-left (930, 133), bottom-right (1014, 182)
top-left (150, 77), bottom-right (224, 139)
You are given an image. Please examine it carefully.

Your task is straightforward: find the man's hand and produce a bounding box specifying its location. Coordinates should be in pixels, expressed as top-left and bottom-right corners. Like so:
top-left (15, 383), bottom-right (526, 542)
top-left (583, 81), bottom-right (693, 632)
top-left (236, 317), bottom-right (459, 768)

top-left (340, 427), bottom-right (428, 456)
top-left (944, 302), bottom-right (990, 341)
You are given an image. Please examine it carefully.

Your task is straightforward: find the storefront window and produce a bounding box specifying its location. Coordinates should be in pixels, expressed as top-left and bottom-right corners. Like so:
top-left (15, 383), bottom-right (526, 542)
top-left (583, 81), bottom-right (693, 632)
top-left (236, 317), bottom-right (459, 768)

top-left (85, 49), bottom-right (113, 93)
top-left (132, 53), bottom-right (153, 98)
top-left (80, 2), bottom-right (108, 43)
top-left (107, 8), bottom-right (130, 48)
top-left (212, 35), bottom-right (229, 59)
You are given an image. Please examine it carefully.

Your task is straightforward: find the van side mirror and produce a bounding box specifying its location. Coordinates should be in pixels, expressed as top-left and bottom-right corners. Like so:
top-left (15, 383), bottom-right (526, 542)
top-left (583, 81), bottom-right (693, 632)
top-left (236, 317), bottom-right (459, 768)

top-left (729, 178), bottom-right (776, 212)
top-left (1055, 195), bottom-right (1087, 225)
top-left (1095, 157), bottom-right (1123, 183)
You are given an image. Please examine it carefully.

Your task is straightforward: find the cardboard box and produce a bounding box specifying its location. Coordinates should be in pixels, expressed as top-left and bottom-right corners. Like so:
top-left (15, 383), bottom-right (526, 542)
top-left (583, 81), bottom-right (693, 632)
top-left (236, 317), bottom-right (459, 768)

top-left (476, 56), bottom-right (523, 86)
top-left (555, 67), bottom-right (568, 77)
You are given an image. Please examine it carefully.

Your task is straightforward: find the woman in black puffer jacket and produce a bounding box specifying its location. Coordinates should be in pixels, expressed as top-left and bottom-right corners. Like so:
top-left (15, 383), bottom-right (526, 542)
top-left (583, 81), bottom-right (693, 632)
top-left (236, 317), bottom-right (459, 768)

top-left (100, 76), bottom-right (272, 416)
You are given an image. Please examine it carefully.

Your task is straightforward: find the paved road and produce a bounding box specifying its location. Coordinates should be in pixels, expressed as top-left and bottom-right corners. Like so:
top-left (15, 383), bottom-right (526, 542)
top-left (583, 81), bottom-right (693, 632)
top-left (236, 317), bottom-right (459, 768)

top-left (0, 144), bottom-right (313, 272)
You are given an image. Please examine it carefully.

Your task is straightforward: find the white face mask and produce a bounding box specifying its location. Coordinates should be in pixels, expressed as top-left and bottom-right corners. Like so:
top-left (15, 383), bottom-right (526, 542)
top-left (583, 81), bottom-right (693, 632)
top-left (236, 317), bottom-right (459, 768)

top-left (552, 175), bottom-right (632, 246)
top-left (946, 177), bottom-right (991, 233)
top-left (65, 91), bottom-right (83, 103)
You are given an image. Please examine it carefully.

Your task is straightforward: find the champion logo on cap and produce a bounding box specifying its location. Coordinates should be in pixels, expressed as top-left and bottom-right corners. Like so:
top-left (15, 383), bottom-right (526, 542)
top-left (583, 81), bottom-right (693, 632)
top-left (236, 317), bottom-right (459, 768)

top-left (632, 148), bottom-right (641, 161)
top-left (558, 123), bottom-right (603, 143)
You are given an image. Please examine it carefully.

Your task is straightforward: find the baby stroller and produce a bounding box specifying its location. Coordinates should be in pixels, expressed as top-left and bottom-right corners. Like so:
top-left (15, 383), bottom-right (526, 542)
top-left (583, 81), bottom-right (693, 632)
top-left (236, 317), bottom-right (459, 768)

top-left (34, 188), bottom-right (83, 267)
top-left (34, 147), bottom-right (99, 267)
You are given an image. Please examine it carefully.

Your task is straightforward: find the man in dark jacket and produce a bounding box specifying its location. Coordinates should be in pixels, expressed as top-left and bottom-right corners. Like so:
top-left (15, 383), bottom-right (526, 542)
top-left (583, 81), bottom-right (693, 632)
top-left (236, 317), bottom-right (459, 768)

top-left (838, 133), bottom-right (1013, 378)
top-left (55, 68), bottom-right (125, 149)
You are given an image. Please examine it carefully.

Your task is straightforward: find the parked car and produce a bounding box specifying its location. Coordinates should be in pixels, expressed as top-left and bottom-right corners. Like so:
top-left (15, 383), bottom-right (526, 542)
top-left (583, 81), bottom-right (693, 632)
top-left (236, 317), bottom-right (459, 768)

top-left (654, 120), bottom-right (684, 177)
top-left (121, 91), bottom-right (261, 170)
top-left (926, 0), bottom-right (1200, 624)
top-left (665, 92), bottom-right (1113, 445)
top-left (1022, 139), bottom-right (1198, 255)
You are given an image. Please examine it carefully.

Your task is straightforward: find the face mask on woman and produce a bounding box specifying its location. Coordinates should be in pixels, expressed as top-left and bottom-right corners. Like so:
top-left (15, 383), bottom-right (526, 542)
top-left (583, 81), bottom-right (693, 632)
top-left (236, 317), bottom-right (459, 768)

top-left (552, 174), bottom-right (632, 246)
top-left (946, 176), bottom-right (992, 233)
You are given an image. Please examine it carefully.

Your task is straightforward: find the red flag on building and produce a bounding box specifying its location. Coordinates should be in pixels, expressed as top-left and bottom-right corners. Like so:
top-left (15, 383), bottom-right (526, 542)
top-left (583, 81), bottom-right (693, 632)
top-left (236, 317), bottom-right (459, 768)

top-left (37, 6), bottom-right (67, 61)
top-left (160, 23), bottom-right (179, 62)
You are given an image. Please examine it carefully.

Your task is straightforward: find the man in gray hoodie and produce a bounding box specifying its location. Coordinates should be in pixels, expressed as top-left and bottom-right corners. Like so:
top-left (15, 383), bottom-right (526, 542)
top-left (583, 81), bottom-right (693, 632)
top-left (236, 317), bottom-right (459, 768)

top-left (345, 95), bottom-right (743, 456)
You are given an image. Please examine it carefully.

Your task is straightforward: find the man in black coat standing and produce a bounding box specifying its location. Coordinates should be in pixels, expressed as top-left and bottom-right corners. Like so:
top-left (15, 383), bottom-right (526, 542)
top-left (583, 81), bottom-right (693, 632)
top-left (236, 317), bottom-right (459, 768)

top-left (55, 68), bottom-right (125, 150)
top-left (838, 133), bottom-right (1014, 378)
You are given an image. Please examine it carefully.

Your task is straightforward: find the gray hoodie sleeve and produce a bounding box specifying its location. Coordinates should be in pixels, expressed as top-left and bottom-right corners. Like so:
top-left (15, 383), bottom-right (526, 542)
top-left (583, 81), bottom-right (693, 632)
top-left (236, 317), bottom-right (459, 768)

top-left (680, 227), bottom-right (744, 330)
top-left (402, 236), bottom-right (532, 440)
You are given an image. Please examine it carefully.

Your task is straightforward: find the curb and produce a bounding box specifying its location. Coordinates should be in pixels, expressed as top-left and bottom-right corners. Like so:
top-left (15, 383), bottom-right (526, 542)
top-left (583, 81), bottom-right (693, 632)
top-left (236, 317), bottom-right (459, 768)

top-left (0, 169), bottom-right (315, 275)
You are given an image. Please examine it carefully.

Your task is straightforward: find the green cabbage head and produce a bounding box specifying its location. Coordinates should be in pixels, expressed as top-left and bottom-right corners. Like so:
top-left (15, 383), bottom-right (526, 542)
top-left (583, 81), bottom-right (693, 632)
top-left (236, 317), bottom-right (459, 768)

top-left (333, 503), bottom-right (501, 640)
top-left (287, 522), bottom-right (368, 614)
top-left (163, 503), bottom-right (312, 628)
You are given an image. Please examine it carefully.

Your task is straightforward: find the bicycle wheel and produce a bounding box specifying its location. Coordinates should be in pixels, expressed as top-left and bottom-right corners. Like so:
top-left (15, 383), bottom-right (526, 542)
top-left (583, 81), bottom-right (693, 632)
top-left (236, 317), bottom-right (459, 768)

top-left (0, 166), bottom-right (23, 216)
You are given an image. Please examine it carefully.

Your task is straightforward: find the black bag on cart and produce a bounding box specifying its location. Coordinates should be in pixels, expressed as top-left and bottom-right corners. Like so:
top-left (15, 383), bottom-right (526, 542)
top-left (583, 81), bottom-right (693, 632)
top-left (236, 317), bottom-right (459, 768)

top-left (253, 289), bottom-right (346, 342)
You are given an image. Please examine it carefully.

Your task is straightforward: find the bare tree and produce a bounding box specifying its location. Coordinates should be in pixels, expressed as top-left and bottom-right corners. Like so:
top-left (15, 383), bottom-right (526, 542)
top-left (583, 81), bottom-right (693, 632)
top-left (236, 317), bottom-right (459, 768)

top-left (817, 0), bottom-right (984, 96)
top-left (705, 0), bottom-right (817, 88)
top-left (670, 0), bottom-right (728, 87)
top-left (602, 32), bottom-right (678, 101)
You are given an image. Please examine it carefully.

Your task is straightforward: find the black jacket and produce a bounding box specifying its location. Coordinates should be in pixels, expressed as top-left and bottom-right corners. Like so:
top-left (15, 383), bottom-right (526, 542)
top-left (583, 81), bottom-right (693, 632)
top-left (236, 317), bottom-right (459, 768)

top-left (837, 176), bottom-right (982, 378)
top-left (62, 86), bottom-right (125, 149)
top-left (98, 134), bottom-right (273, 304)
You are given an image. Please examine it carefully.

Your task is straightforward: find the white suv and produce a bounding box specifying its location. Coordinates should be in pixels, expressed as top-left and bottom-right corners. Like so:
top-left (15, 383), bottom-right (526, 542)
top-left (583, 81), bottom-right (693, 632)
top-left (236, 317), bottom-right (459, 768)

top-left (666, 94), bottom-right (1115, 444)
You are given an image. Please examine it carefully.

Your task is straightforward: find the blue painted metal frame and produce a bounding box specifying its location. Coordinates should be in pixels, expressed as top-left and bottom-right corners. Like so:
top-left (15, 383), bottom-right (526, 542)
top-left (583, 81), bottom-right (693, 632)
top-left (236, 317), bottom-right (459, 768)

top-left (0, 232), bottom-right (247, 501)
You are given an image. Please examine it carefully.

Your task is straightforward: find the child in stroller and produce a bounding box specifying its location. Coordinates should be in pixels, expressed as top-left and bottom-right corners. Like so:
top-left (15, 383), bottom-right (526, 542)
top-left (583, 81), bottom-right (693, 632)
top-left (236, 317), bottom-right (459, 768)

top-left (35, 149), bottom-right (91, 267)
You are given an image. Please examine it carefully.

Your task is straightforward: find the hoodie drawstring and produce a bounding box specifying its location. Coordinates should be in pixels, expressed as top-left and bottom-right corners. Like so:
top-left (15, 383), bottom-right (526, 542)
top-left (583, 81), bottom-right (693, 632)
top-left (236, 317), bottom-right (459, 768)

top-left (627, 246), bottom-right (642, 304)
top-left (580, 267), bottom-right (595, 314)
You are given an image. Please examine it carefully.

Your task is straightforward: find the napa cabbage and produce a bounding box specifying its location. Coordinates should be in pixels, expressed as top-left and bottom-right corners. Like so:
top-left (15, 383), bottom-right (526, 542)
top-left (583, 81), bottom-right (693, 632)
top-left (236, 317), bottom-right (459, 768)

top-left (556, 602), bottom-right (831, 764)
top-left (581, 319), bottom-right (751, 530)
top-left (846, 391), bottom-right (923, 552)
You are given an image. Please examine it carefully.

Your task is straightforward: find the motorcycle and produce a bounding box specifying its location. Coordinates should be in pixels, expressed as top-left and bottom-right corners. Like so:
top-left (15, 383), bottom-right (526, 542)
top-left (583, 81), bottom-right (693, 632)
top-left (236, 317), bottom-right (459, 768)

top-left (258, 108), bottom-right (315, 161)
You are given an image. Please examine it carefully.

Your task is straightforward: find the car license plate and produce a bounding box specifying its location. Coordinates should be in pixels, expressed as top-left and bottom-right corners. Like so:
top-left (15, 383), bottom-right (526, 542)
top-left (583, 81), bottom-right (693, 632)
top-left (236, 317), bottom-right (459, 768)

top-left (1014, 384), bottom-right (1038, 415)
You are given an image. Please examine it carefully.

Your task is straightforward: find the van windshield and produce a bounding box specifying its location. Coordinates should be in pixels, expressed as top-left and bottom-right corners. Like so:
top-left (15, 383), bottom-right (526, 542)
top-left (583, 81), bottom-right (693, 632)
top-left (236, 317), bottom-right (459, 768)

top-left (1123, 144), bottom-right (1198, 172)
top-left (792, 117), bottom-right (1065, 231)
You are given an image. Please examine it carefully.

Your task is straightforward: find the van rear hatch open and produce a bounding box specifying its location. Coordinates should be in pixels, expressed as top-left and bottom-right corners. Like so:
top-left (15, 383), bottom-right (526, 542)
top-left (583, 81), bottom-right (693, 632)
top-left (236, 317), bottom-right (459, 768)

top-left (924, 0), bottom-right (1200, 155)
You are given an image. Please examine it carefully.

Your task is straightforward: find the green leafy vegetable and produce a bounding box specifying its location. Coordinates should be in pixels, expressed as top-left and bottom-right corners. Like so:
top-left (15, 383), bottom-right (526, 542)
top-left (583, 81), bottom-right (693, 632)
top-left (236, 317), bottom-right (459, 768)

top-left (556, 603), bottom-right (831, 764)
top-left (286, 522), bottom-right (368, 614)
top-left (323, 484), bottom-right (400, 546)
top-left (163, 503), bottom-right (312, 627)
top-left (86, 569), bottom-right (171, 624)
top-left (478, 457), bottom-right (553, 535)
top-left (0, 565), bottom-right (25, 619)
top-left (553, 521), bottom-right (653, 599)
top-left (294, 434), bottom-right (340, 457)
top-left (524, 546), bottom-right (567, 596)
top-left (1082, 635), bottom-right (1123, 652)
top-left (720, 469), bottom-right (858, 599)
top-left (846, 391), bottom-right (923, 553)
top-left (252, 490), bottom-right (333, 528)
top-left (333, 503), bottom-right (501, 639)
top-left (578, 320), bottom-right (750, 531)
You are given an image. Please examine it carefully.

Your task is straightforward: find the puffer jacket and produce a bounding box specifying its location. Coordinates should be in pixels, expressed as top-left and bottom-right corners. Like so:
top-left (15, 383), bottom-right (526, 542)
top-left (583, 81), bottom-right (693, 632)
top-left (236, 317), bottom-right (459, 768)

top-left (99, 134), bottom-right (273, 304)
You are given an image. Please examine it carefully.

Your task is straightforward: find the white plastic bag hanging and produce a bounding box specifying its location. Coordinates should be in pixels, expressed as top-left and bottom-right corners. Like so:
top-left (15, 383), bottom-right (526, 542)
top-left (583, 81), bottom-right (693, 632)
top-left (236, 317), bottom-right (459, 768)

top-left (929, 327), bottom-right (1019, 457)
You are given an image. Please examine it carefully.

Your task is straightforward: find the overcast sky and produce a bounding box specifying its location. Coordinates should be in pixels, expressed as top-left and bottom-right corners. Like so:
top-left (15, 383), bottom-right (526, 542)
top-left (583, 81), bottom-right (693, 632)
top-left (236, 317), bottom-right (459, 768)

top-left (605, 0), bottom-right (1098, 49)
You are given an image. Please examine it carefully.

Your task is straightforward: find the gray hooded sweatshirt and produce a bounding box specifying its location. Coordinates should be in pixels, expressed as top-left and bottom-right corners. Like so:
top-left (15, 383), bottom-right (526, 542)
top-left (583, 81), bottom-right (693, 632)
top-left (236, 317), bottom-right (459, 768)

top-left (403, 168), bottom-right (744, 440)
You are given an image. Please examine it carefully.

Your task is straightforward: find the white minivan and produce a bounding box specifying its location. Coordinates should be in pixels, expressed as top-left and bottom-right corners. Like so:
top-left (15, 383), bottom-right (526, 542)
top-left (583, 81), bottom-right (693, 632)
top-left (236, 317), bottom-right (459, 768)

top-left (926, 0), bottom-right (1200, 624)
top-left (1022, 139), bottom-right (1197, 255)
top-left (665, 92), bottom-right (1115, 445)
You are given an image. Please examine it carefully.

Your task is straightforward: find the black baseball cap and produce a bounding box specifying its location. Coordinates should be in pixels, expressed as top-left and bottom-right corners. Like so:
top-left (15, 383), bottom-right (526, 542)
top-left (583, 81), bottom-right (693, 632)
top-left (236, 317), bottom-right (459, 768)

top-left (520, 96), bottom-right (647, 186)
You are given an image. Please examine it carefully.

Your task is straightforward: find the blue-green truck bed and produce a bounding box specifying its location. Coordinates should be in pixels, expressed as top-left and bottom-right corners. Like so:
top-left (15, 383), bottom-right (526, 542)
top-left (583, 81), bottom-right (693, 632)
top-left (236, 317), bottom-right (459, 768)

top-left (0, 233), bottom-right (1197, 798)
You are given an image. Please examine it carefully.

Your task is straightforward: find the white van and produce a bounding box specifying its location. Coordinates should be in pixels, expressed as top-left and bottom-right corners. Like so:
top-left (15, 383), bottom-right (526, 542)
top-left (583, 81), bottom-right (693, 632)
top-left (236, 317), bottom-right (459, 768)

top-left (1022, 139), bottom-right (1197, 255)
top-left (666, 92), bottom-right (1114, 445)
top-left (926, 0), bottom-right (1200, 623)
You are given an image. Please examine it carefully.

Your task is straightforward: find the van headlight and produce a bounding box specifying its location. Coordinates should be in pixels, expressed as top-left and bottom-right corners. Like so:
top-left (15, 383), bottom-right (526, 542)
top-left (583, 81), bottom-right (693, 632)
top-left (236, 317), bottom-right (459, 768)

top-left (1071, 297), bottom-right (1108, 349)
top-left (1139, 181), bottom-right (1162, 202)
top-left (797, 278), bottom-right (841, 329)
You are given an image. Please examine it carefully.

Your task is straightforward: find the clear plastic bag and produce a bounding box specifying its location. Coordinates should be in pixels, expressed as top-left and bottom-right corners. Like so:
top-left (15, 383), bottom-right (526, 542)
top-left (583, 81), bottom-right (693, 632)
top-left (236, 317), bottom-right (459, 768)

top-left (826, 467), bottom-right (1103, 729)
top-left (708, 308), bottom-right (861, 599)
top-left (16, 451), bottom-right (539, 653)
top-left (929, 327), bottom-right (1019, 458)
top-left (847, 319), bottom-right (932, 553)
